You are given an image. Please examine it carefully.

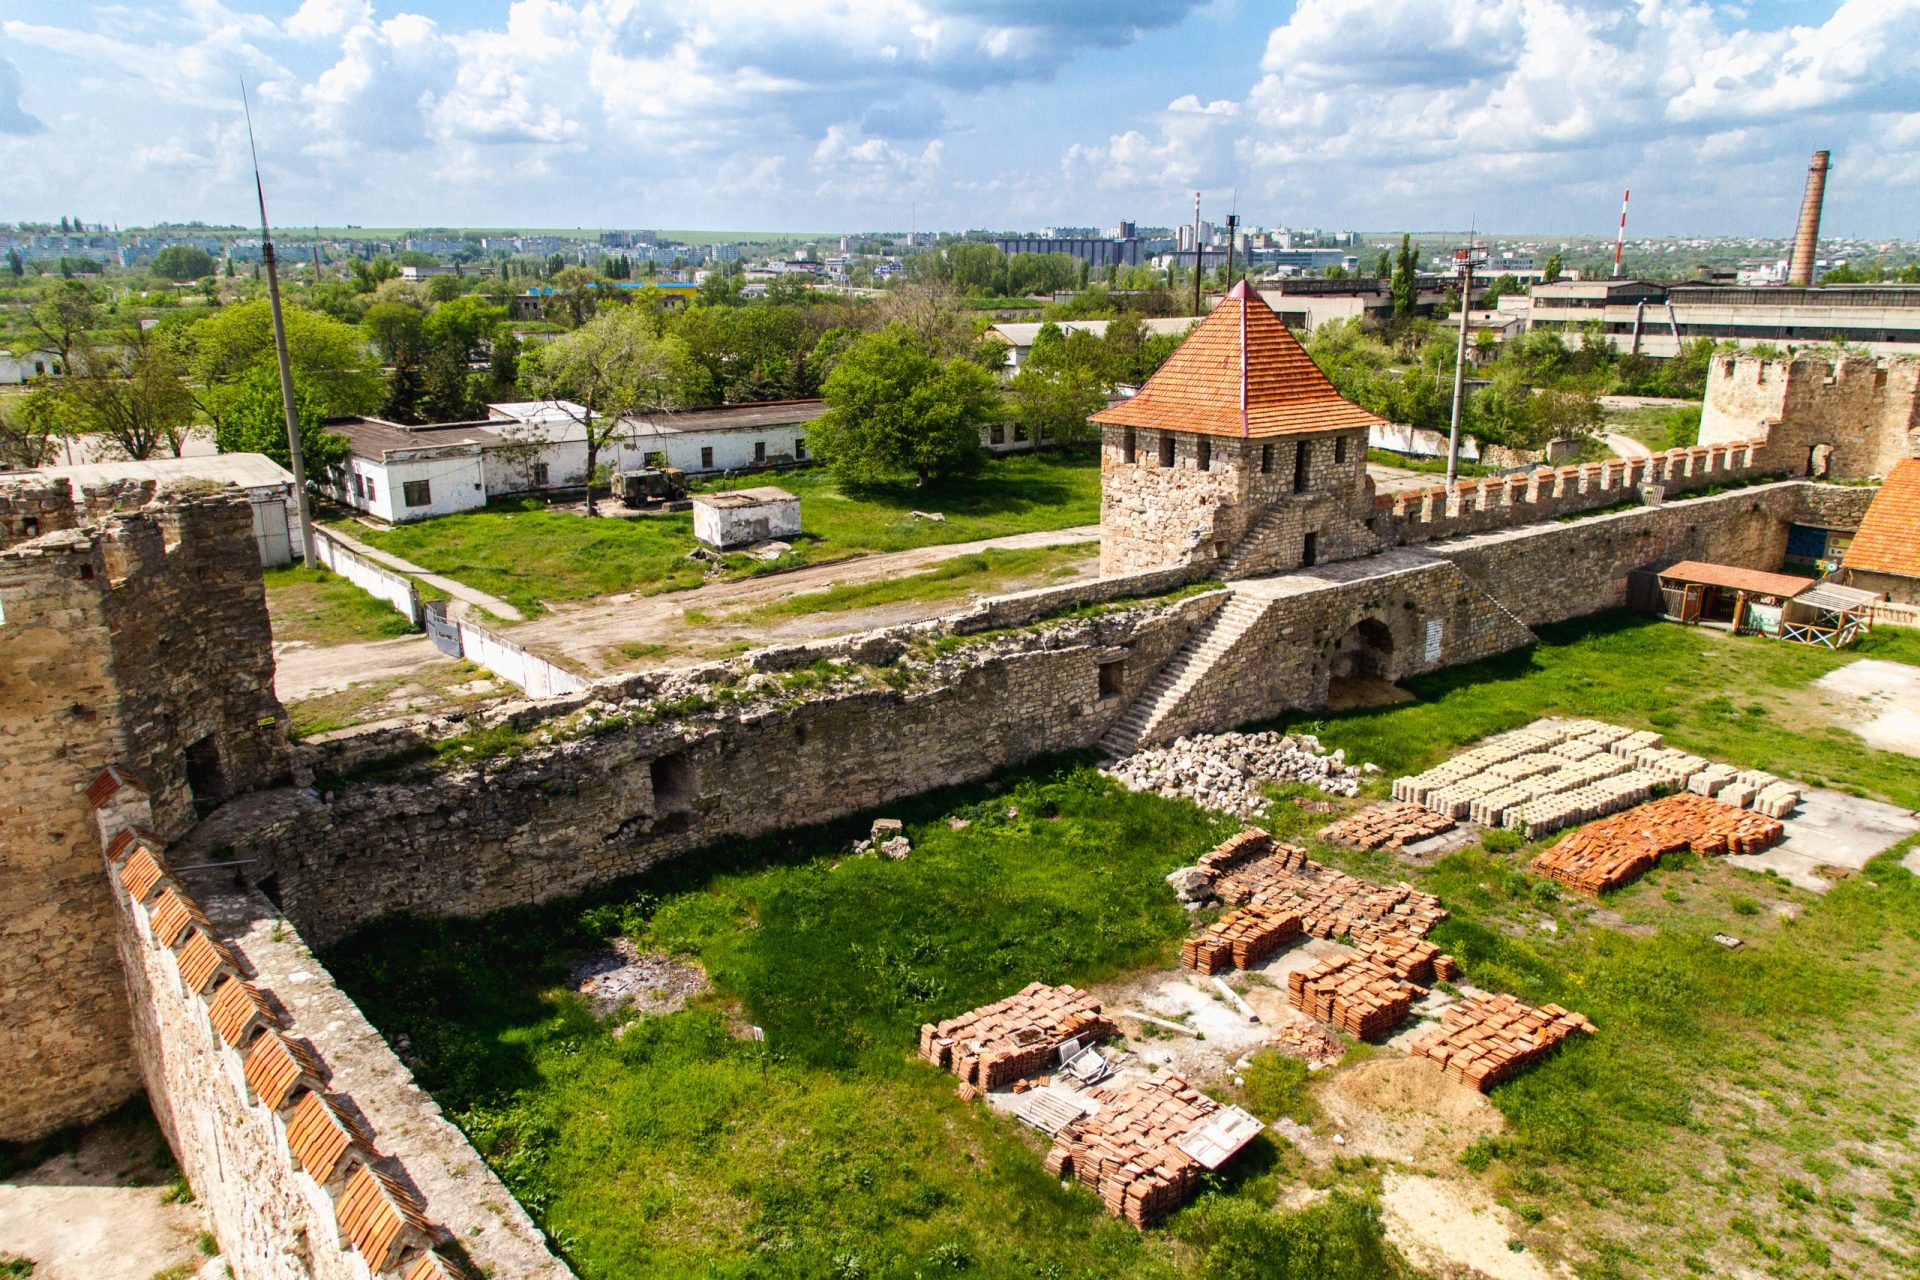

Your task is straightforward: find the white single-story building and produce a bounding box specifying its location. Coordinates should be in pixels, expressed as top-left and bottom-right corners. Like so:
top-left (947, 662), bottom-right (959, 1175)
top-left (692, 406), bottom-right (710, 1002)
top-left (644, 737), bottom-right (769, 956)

top-left (692, 486), bottom-right (801, 548)
top-left (984, 318), bottom-right (1197, 372)
top-left (619, 400), bottom-right (828, 475)
top-left (30, 452), bottom-right (302, 566)
top-left (322, 417), bottom-right (499, 523)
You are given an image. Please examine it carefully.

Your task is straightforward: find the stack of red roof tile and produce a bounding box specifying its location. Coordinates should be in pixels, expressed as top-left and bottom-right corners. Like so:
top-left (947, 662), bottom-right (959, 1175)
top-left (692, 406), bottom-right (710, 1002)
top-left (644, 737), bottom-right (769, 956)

top-left (1409, 994), bottom-right (1595, 1092)
top-left (1210, 840), bottom-right (1447, 944)
top-left (1287, 954), bottom-right (1416, 1040)
top-left (1359, 934), bottom-right (1459, 987)
top-left (1198, 828), bottom-right (1274, 876)
top-left (919, 983), bottom-right (1115, 1091)
top-left (1180, 905), bottom-right (1302, 974)
top-left (1531, 792), bottom-right (1784, 894)
top-left (1318, 802), bottom-right (1456, 851)
top-left (1044, 1073), bottom-right (1217, 1229)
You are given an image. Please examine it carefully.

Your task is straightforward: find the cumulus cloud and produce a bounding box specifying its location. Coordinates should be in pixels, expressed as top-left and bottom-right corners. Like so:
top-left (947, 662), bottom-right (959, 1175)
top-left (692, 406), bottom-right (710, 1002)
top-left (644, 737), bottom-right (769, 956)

top-left (283, 0), bottom-right (373, 42)
top-left (1063, 94), bottom-right (1241, 192)
top-left (0, 54), bottom-right (43, 136)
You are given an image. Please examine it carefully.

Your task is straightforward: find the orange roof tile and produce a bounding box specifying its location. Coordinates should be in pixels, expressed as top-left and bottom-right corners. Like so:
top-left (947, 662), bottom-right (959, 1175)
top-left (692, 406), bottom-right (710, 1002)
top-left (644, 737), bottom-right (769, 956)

top-left (86, 765), bottom-right (147, 809)
top-left (1658, 560), bottom-right (1813, 598)
top-left (1091, 280), bottom-right (1386, 439)
top-left (207, 976), bottom-right (278, 1047)
top-left (335, 1164), bottom-right (435, 1271)
top-left (243, 1029), bottom-right (326, 1112)
top-left (104, 827), bottom-right (161, 863)
top-left (1843, 458), bottom-right (1920, 579)
top-left (176, 929), bottom-right (238, 995)
top-left (402, 1248), bottom-right (466, 1280)
top-left (148, 888), bottom-right (211, 950)
top-left (119, 847), bottom-right (170, 904)
top-left (284, 1090), bottom-right (371, 1187)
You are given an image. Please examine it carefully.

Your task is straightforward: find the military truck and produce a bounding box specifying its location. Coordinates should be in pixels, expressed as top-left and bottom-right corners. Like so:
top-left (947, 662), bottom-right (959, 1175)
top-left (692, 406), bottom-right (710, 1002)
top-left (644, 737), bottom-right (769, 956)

top-left (610, 467), bottom-right (688, 509)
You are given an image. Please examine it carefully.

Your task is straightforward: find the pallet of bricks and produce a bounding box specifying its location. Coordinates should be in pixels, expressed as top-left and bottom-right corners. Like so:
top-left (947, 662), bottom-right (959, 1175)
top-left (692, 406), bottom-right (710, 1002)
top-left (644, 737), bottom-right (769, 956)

top-left (1286, 954), bottom-right (1416, 1040)
top-left (1180, 904), bottom-right (1302, 974)
top-left (1361, 933), bottom-right (1460, 986)
top-left (1204, 834), bottom-right (1448, 944)
top-left (1409, 994), bottom-right (1595, 1092)
top-left (1045, 1073), bottom-right (1216, 1229)
top-left (1531, 792), bottom-right (1785, 895)
top-left (919, 983), bottom-right (1115, 1092)
top-left (1317, 801), bottom-right (1455, 851)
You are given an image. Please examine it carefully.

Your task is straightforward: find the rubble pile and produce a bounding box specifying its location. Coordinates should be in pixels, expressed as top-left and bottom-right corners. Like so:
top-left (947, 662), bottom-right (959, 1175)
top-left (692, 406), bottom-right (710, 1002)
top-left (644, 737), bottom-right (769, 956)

top-left (1409, 994), bottom-right (1596, 1092)
top-left (1287, 954), bottom-right (1417, 1040)
top-left (1179, 905), bottom-right (1303, 974)
top-left (1209, 840), bottom-right (1449, 944)
top-left (919, 983), bottom-right (1114, 1091)
top-left (1269, 1019), bottom-right (1346, 1066)
top-left (1393, 718), bottom-right (1802, 838)
top-left (1105, 731), bottom-right (1365, 818)
top-left (1531, 792), bottom-right (1786, 894)
top-left (1359, 933), bottom-right (1460, 986)
top-left (1045, 1073), bottom-right (1241, 1229)
top-left (1318, 801), bottom-right (1456, 851)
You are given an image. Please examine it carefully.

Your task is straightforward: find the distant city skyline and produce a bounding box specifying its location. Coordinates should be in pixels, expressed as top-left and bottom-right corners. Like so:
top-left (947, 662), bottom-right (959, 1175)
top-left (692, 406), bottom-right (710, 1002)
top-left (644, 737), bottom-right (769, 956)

top-left (1, 1), bottom-right (1916, 239)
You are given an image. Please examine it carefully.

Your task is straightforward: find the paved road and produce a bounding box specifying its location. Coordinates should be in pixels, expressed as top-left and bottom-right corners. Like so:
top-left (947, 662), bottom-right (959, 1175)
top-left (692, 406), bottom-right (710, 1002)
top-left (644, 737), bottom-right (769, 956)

top-left (325, 525), bottom-right (527, 621)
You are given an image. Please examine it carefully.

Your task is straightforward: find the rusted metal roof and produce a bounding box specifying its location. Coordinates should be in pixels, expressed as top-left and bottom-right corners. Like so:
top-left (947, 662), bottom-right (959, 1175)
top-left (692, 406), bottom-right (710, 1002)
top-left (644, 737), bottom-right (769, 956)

top-left (335, 1164), bottom-right (435, 1271)
top-left (1657, 560), bottom-right (1814, 598)
top-left (284, 1090), bottom-right (371, 1188)
top-left (242, 1029), bottom-right (326, 1112)
top-left (1091, 280), bottom-right (1386, 439)
top-left (207, 976), bottom-right (278, 1047)
top-left (176, 930), bottom-right (238, 995)
top-left (119, 847), bottom-right (169, 904)
top-left (1844, 458), bottom-right (1920, 580)
top-left (148, 888), bottom-right (211, 950)
top-left (86, 764), bottom-right (147, 808)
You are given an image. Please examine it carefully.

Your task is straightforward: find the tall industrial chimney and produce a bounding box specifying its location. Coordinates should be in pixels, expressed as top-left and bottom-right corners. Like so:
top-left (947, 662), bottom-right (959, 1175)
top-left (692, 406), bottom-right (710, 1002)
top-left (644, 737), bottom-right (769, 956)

top-left (1787, 150), bottom-right (1831, 286)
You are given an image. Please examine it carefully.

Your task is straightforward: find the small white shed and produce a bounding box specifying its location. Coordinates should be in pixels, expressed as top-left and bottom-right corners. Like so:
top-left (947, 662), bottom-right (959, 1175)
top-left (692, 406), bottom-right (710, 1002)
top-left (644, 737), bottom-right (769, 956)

top-left (691, 486), bottom-right (801, 548)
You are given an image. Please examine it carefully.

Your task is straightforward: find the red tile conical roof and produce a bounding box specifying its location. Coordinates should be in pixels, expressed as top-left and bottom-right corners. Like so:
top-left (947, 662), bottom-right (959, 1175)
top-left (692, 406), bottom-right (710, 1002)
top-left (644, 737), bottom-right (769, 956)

top-left (1092, 280), bottom-right (1385, 438)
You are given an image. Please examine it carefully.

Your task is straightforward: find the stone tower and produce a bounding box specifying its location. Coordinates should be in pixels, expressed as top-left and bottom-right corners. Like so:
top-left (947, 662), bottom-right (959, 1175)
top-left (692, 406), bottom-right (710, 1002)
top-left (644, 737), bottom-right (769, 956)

top-left (1093, 280), bottom-right (1387, 579)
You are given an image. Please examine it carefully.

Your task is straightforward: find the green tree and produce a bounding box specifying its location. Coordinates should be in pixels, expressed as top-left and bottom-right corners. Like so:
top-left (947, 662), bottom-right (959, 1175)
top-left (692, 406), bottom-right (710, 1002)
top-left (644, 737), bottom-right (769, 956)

top-left (1391, 234), bottom-right (1417, 320)
top-left (529, 308), bottom-right (703, 515)
top-left (484, 330), bottom-right (522, 403)
top-left (811, 324), bottom-right (997, 485)
top-left (213, 364), bottom-right (350, 474)
top-left (185, 299), bottom-right (382, 426)
top-left (543, 265), bottom-right (601, 328)
top-left (1008, 361), bottom-right (1105, 448)
top-left (150, 245), bottom-right (218, 280)
top-left (58, 329), bottom-right (197, 459)
top-left (6, 249), bottom-right (22, 278)
top-left (1479, 273), bottom-right (1521, 306)
top-left (0, 385), bottom-right (65, 467)
top-left (1373, 249), bottom-right (1391, 280)
top-left (1542, 253), bottom-right (1564, 283)
top-left (27, 279), bottom-right (100, 370)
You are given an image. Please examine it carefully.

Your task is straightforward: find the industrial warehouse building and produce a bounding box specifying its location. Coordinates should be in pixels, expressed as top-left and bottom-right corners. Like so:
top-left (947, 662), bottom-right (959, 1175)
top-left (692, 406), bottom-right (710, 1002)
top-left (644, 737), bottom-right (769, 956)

top-left (1527, 280), bottom-right (1920, 358)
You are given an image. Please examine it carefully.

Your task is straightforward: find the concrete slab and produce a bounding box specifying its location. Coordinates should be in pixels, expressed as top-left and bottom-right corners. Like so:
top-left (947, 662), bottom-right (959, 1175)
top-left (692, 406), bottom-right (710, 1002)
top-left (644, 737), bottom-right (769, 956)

top-left (1735, 787), bottom-right (1920, 892)
top-left (1815, 659), bottom-right (1920, 758)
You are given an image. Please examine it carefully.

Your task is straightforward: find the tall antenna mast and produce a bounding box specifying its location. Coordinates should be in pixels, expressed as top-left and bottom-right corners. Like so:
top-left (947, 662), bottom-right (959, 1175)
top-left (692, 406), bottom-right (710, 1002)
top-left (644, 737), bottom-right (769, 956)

top-left (1612, 189), bottom-right (1630, 279)
top-left (242, 79), bottom-right (318, 566)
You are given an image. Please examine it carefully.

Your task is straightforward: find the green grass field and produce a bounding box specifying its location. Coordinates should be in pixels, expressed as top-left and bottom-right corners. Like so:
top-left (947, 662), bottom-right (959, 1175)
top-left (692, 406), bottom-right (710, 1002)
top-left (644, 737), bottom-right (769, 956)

top-left (1602, 404), bottom-right (1702, 452)
top-left (730, 543), bottom-right (1094, 622)
top-left (325, 614), bottom-right (1920, 1279)
top-left (331, 452), bottom-right (1102, 619)
top-left (262, 565), bottom-right (418, 646)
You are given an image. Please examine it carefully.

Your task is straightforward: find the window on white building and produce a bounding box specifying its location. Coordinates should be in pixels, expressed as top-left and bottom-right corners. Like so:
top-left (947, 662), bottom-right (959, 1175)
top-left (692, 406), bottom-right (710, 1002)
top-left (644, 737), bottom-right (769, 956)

top-left (403, 480), bottom-right (432, 508)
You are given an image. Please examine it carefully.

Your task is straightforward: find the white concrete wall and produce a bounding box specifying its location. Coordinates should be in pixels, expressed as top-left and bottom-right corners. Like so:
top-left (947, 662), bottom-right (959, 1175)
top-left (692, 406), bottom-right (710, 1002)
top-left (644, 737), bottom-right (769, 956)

top-left (376, 454), bottom-right (489, 522)
top-left (456, 619), bottom-right (587, 697)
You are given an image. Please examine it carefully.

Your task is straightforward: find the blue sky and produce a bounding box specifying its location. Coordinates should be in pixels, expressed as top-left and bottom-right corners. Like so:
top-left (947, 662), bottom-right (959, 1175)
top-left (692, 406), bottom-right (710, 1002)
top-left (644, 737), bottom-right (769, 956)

top-left (1, 1), bottom-right (1916, 237)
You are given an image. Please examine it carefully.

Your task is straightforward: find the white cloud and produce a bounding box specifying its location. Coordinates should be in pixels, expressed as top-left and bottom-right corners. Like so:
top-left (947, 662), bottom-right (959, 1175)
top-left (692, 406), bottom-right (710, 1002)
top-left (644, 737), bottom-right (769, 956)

top-left (0, 54), bottom-right (43, 136)
top-left (283, 0), bottom-right (372, 41)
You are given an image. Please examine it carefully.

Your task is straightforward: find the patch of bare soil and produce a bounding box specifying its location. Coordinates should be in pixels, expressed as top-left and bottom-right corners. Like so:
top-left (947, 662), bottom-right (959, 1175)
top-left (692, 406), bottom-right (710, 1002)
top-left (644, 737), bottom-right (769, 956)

top-left (1381, 1172), bottom-right (1569, 1280)
top-left (571, 939), bottom-right (711, 1020)
top-left (1312, 1055), bottom-right (1502, 1164)
top-left (1326, 675), bottom-right (1416, 711)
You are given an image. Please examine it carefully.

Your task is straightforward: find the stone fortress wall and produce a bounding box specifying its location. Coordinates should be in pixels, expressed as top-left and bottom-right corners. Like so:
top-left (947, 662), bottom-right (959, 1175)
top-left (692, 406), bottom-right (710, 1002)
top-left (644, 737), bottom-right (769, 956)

top-left (1700, 352), bottom-right (1920, 480)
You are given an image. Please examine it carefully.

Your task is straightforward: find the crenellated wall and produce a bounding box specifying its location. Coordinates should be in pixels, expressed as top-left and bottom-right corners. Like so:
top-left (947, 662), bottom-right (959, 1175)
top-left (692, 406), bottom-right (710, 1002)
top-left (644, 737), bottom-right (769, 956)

top-left (91, 768), bottom-right (571, 1280)
top-left (1700, 353), bottom-right (1920, 479)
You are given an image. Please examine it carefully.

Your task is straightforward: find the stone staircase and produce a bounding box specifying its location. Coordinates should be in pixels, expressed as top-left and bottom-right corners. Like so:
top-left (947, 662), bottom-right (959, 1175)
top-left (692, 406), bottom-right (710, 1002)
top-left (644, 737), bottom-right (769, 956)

top-left (1214, 506), bottom-right (1289, 580)
top-left (1099, 592), bottom-right (1271, 757)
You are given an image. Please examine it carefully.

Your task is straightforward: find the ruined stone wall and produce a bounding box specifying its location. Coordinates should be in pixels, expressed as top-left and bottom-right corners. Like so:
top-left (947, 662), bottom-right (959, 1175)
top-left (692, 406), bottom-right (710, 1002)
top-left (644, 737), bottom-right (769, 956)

top-left (93, 774), bottom-right (570, 1280)
top-left (0, 485), bottom-right (290, 1141)
top-left (213, 596), bottom-right (1223, 946)
top-left (0, 478), bottom-right (79, 548)
top-left (1701, 354), bottom-right (1920, 479)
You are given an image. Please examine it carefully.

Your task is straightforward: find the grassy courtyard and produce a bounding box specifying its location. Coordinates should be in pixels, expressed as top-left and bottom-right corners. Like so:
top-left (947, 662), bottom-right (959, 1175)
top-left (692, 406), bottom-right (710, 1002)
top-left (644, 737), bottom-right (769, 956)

top-left (325, 615), bottom-right (1920, 1279)
top-left (327, 452), bottom-right (1103, 619)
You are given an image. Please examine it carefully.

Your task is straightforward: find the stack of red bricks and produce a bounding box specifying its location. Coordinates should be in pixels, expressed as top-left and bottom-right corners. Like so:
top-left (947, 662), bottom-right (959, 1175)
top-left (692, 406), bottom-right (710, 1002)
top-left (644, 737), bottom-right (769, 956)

top-left (1359, 934), bottom-right (1460, 987)
top-left (1180, 904), bottom-right (1303, 974)
top-left (1409, 994), bottom-right (1596, 1092)
top-left (1213, 845), bottom-right (1448, 945)
top-left (1531, 792), bottom-right (1785, 894)
top-left (1318, 802), bottom-right (1456, 851)
top-left (1270, 1019), bottom-right (1345, 1065)
top-left (1044, 1073), bottom-right (1215, 1229)
top-left (919, 983), bottom-right (1115, 1091)
top-left (1198, 828), bottom-right (1275, 876)
top-left (1286, 954), bottom-right (1416, 1040)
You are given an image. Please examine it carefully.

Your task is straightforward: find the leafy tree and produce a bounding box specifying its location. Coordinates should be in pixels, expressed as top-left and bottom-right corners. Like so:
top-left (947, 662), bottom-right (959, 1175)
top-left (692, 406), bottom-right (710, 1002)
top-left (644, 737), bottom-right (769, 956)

top-left (58, 329), bottom-right (197, 459)
top-left (27, 279), bottom-right (100, 369)
top-left (150, 245), bottom-right (218, 280)
top-left (0, 386), bottom-right (64, 467)
top-left (364, 300), bottom-right (432, 422)
top-left (806, 326), bottom-right (861, 386)
top-left (529, 308), bottom-right (704, 515)
top-left (484, 330), bottom-right (523, 403)
top-left (1479, 273), bottom-right (1521, 306)
top-left (1008, 361), bottom-right (1105, 448)
top-left (214, 364), bottom-right (350, 474)
top-left (426, 273), bottom-right (464, 304)
top-left (6, 249), bottom-right (22, 278)
top-left (811, 324), bottom-right (997, 485)
top-left (185, 299), bottom-right (382, 426)
top-left (1542, 253), bottom-right (1564, 283)
top-left (1373, 249), bottom-right (1391, 280)
top-left (1391, 234), bottom-right (1417, 320)
top-left (1323, 264), bottom-right (1349, 279)
top-left (543, 266), bottom-right (600, 328)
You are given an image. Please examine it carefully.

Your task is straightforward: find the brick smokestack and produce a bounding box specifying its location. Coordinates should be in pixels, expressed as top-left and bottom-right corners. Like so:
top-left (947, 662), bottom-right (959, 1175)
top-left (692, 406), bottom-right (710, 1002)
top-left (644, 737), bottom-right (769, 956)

top-left (1787, 150), bottom-right (1831, 287)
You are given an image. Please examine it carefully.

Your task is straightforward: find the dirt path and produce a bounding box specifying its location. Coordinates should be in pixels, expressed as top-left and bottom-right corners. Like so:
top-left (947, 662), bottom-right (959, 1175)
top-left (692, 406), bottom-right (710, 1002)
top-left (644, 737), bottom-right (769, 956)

top-left (274, 632), bottom-right (462, 702)
top-left (1598, 430), bottom-right (1654, 459)
top-left (509, 524), bottom-right (1102, 677)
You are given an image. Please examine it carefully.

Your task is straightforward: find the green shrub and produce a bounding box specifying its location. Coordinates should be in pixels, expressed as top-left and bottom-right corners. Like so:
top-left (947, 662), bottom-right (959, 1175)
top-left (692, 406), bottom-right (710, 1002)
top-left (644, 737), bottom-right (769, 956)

top-left (1173, 1190), bottom-right (1407, 1280)
top-left (1240, 1052), bottom-right (1318, 1125)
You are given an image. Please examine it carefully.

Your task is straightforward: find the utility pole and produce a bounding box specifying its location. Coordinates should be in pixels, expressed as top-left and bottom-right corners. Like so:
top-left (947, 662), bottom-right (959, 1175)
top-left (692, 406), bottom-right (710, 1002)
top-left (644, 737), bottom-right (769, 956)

top-left (242, 82), bottom-right (318, 566)
top-left (1182, 191), bottom-right (1198, 318)
top-left (1445, 242), bottom-right (1488, 487)
top-left (1224, 212), bottom-right (1239, 290)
